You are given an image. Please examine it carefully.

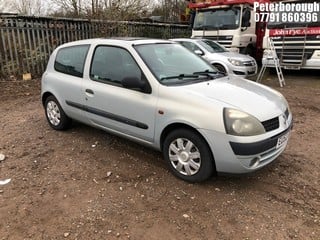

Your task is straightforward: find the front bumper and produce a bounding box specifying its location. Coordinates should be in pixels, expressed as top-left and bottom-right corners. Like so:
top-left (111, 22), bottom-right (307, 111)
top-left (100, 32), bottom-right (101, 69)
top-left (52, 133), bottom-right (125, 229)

top-left (199, 118), bottom-right (293, 174)
top-left (229, 123), bottom-right (292, 169)
top-left (262, 56), bottom-right (320, 70)
top-left (229, 65), bottom-right (257, 77)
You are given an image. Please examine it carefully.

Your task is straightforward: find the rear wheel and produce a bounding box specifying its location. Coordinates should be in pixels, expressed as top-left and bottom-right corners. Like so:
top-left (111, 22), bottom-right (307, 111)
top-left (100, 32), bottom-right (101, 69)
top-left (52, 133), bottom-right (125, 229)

top-left (45, 95), bottom-right (71, 130)
top-left (163, 129), bottom-right (214, 182)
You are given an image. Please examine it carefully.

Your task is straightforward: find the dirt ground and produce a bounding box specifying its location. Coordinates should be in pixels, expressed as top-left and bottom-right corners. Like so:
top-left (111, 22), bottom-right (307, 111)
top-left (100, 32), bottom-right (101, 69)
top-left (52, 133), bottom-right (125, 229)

top-left (0, 70), bottom-right (319, 240)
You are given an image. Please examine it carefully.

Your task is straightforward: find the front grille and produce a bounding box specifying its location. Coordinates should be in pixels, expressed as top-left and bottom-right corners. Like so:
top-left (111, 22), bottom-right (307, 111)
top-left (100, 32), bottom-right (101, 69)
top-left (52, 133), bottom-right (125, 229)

top-left (262, 117), bottom-right (279, 132)
top-left (271, 36), bottom-right (318, 60)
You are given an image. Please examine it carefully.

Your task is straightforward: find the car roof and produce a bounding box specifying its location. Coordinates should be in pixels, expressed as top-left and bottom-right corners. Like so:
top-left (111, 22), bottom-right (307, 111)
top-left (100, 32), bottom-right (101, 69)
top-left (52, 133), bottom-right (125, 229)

top-left (57, 37), bottom-right (174, 49)
top-left (170, 38), bottom-right (200, 42)
top-left (171, 38), bottom-right (218, 43)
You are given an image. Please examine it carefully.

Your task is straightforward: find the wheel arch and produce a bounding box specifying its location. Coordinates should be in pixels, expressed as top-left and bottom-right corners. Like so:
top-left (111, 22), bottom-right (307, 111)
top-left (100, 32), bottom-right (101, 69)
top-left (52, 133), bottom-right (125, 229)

top-left (160, 123), bottom-right (215, 163)
top-left (42, 91), bottom-right (54, 106)
top-left (43, 93), bottom-right (72, 130)
top-left (160, 122), bottom-right (217, 178)
top-left (211, 61), bottom-right (229, 74)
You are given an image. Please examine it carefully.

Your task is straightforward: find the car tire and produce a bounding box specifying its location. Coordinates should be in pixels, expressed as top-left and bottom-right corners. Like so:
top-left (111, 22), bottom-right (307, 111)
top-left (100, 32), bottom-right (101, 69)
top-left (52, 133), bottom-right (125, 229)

top-left (45, 95), bottom-right (71, 130)
top-left (163, 128), bottom-right (214, 182)
top-left (213, 64), bottom-right (227, 74)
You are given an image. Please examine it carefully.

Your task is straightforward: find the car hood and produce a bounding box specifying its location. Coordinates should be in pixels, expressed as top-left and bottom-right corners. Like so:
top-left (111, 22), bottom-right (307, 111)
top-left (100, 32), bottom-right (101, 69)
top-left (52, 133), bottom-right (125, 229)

top-left (207, 51), bottom-right (255, 62)
top-left (183, 76), bottom-right (286, 121)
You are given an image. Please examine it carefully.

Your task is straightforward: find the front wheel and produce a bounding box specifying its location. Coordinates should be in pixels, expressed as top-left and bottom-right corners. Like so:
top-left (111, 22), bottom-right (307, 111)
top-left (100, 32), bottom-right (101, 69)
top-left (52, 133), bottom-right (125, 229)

top-left (163, 129), bottom-right (214, 182)
top-left (213, 64), bottom-right (227, 75)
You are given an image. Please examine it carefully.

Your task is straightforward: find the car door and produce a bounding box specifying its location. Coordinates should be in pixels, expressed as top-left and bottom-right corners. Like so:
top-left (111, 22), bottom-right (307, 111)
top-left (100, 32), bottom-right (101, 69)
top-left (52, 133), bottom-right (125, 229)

top-left (51, 44), bottom-right (90, 120)
top-left (82, 45), bottom-right (157, 143)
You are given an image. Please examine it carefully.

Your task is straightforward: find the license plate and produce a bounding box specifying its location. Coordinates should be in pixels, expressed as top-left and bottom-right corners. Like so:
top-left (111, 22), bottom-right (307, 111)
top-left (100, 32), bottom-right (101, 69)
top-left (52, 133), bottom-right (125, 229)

top-left (276, 132), bottom-right (289, 149)
top-left (284, 66), bottom-right (301, 70)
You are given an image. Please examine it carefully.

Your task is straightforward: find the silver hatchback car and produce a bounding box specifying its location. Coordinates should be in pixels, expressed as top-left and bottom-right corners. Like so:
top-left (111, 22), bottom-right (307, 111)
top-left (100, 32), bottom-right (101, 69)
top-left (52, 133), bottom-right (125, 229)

top-left (41, 38), bottom-right (292, 182)
top-left (171, 38), bottom-right (257, 77)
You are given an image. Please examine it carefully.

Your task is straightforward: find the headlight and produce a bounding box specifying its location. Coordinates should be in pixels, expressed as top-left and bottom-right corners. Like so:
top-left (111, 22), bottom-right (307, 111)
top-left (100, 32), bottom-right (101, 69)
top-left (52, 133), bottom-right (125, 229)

top-left (228, 58), bottom-right (244, 66)
top-left (223, 108), bottom-right (265, 136)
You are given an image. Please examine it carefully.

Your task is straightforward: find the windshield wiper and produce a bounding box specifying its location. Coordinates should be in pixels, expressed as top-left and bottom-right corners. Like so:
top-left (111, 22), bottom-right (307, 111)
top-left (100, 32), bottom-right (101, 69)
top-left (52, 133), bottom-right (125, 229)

top-left (220, 24), bottom-right (237, 30)
top-left (193, 70), bottom-right (217, 75)
top-left (193, 69), bottom-right (224, 78)
top-left (194, 25), bottom-right (220, 30)
top-left (160, 74), bottom-right (200, 81)
top-left (194, 25), bottom-right (208, 30)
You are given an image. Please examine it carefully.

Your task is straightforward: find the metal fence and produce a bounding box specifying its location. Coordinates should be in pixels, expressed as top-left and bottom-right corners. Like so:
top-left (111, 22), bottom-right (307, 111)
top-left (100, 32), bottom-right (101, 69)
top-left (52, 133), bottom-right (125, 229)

top-left (0, 14), bottom-right (190, 79)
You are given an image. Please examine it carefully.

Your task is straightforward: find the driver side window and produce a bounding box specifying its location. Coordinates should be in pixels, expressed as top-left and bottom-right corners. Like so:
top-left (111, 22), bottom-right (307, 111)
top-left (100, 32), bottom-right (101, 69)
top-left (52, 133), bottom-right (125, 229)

top-left (90, 46), bottom-right (142, 86)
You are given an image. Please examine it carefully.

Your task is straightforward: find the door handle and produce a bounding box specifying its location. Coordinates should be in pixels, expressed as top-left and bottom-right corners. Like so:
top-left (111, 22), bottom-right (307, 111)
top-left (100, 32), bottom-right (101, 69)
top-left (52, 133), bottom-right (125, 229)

top-left (85, 89), bottom-right (94, 95)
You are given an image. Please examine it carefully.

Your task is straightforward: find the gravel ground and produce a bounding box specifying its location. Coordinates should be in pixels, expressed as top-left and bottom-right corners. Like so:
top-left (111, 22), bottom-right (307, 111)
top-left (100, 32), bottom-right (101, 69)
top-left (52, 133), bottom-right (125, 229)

top-left (0, 70), bottom-right (319, 240)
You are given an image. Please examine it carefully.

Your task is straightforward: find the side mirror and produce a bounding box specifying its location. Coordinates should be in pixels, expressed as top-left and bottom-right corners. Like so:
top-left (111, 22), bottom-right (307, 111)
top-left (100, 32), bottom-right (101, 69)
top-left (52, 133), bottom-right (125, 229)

top-left (122, 76), bottom-right (151, 93)
top-left (122, 76), bottom-right (145, 89)
top-left (189, 9), bottom-right (195, 29)
top-left (194, 49), bottom-right (204, 56)
top-left (241, 8), bottom-right (251, 28)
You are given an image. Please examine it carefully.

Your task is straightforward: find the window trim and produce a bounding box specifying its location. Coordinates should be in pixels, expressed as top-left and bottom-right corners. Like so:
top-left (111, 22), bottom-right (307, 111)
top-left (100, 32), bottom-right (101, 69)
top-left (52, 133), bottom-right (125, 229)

top-left (54, 44), bottom-right (90, 78)
top-left (89, 44), bottom-right (152, 94)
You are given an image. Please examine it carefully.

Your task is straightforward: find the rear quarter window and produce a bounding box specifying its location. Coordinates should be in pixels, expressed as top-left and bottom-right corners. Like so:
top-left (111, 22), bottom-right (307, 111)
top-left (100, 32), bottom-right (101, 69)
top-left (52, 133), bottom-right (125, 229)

top-left (54, 45), bottom-right (89, 77)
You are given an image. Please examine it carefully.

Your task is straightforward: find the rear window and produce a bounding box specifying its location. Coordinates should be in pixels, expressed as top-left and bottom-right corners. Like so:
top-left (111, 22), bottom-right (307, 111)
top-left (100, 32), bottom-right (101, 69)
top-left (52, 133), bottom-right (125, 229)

top-left (54, 45), bottom-right (89, 77)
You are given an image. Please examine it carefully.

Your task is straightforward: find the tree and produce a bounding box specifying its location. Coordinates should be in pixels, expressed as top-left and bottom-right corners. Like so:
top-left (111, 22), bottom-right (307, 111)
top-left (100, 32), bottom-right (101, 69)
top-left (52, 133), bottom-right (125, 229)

top-left (50, 0), bottom-right (85, 17)
top-left (4, 0), bottom-right (155, 20)
top-left (0, 0), bottom-right (10, 12)
top-left (50, 0), bottom-right (153, 20)
top-left (8, 0), bottom-right (46, 15)
top-left (152, 0), bottom-right (187, 22)
top-left (102, 0), bottom-right (153, 20)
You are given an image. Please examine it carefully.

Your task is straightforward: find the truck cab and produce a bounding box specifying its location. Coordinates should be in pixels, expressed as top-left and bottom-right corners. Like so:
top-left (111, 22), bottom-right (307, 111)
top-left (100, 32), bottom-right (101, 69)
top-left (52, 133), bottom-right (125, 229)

top-left (189, 0), bottom-right (262, 56)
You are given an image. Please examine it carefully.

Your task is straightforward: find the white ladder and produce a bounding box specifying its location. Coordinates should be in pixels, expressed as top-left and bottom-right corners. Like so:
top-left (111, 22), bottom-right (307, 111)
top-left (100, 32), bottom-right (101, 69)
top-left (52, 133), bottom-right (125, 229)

top-left (257, 37), bottom-right (286, 87)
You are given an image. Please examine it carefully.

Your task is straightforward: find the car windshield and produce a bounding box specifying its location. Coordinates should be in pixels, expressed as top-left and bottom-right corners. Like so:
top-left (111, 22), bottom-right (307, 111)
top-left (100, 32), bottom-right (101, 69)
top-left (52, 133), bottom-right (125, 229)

top-left (197, 40), bottom-right (228, 53)
top-left (193, 7), bottom-right (240, 30)
top-left (134, 43), bottom-right (223, 85)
